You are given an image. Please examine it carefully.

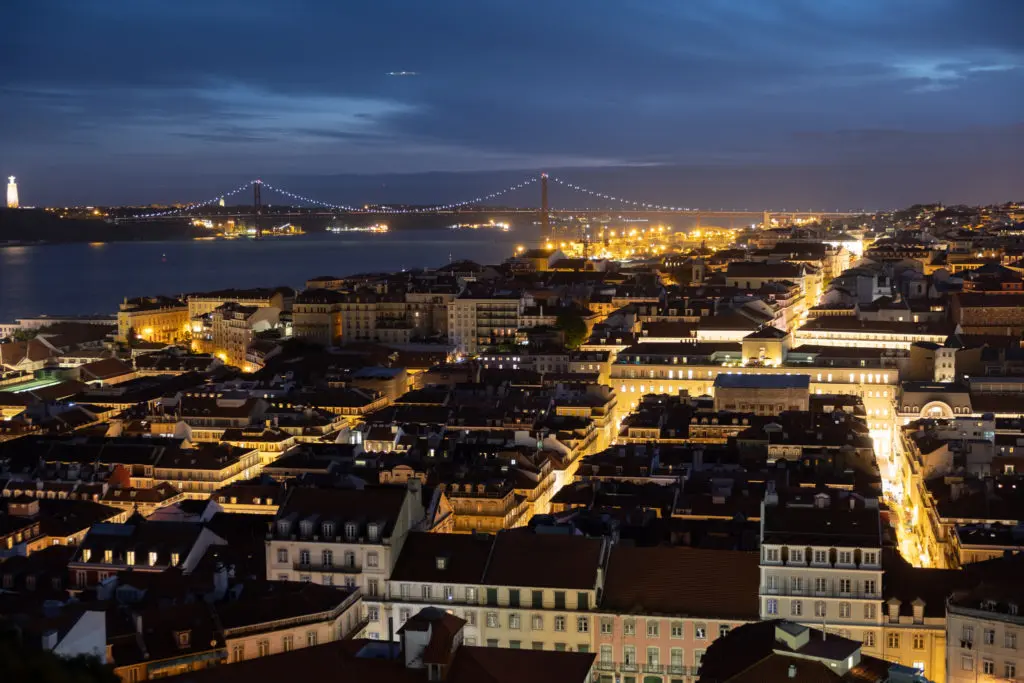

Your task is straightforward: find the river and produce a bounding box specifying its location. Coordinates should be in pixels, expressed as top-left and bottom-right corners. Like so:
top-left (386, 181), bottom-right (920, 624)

top-left (0, 228), bottom-right (532, 321)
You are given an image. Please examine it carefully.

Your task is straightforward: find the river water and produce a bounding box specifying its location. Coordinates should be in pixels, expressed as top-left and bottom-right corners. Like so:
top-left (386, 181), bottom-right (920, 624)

top-left (0, 229), bottom-right (530, 321)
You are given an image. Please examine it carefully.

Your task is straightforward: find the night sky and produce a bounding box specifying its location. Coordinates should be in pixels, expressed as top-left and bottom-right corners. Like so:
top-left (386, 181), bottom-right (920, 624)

top-left (3, 1), bottom-right (1023, 208)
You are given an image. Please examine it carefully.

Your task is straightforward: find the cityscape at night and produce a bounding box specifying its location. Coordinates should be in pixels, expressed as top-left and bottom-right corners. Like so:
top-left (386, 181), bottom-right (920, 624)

top-left (1, 2), bottom-right (1024, 683)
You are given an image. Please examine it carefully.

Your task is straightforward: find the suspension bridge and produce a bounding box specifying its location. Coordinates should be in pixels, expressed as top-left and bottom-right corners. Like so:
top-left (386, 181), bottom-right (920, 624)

top-left (115, 172), bottom-right (865, 232)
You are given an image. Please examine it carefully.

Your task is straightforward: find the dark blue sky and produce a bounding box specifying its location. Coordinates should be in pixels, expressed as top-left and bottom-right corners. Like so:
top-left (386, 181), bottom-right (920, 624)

top-left (3, 0), bottom-right (1023, 208)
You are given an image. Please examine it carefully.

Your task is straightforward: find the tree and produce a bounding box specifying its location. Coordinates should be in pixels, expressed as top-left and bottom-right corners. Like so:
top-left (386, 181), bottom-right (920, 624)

top-left (555, 310), bottom-right (588, 349)
top-left (0, 627), bottom-right (119, 683)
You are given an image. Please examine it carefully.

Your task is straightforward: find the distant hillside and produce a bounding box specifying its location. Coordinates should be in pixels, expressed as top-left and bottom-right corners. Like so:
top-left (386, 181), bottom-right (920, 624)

top-left (0, 209), bottom-right (200, 243)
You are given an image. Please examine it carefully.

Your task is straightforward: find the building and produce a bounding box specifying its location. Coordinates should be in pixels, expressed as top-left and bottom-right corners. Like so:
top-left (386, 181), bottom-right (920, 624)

top-left (712, 374), bottom-right (810, 415)
top-left (6, 175), bottom-right (18, 208)
top-left (117, 297), bottom-right (189, 344)
top-left (448, 292), bottom-right (524, 355)
top-left (207, 303), bottom-right (281, 371)
top-left (596, 545), bottom-right (760, 682)
top-left (143, 606), bottom-right (596, 683)
top-left (697, 620), bottom-right (921, 682)
top-left (265, 482), bottom-right (426, 612)
top-left (946, 581), bottom-right (1024, 683)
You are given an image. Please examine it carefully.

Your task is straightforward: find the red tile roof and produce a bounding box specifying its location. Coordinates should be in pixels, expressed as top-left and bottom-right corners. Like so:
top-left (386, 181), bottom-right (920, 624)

top-left (601, 546), bottom-right (760, 619)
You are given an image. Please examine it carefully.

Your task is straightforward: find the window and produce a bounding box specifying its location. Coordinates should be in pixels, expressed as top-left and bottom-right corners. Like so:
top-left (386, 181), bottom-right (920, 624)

top-left (624, 645), bottom-right (636, 665)
top-left (577, 617), bottom-right (589, 633)
top-left (443, 585), bottom-right (454, 601)
top-left (282, 635), bottom-right (294, 652)
top-left (508, 589), bottom-right (520, 607)
top-left (961, 654), bottom-right (973, 671)
top-left (912, 660), bottom-right (925, 673)
top-left (577, 592), bottom-right (589, 610)
top-left (838, 550), bottom-right (853, 565)
top-left (601, 618), bottom-right (613, 635)
top-left (400, 583), bottom-right (411, 599)
top-left (465, 610), bottom-right (476, 626)
top-left (554, 591), bottom-right (566, 609)
top-left (1006, 632), bottom-right (1018, 650)
top-left (962, 625), bottom-right (974, 643)
top-left (321, 549), bottom-right (333, 567)
top-left (486, 588), bottom-right (498, 606)
top-left (532, 590), bottom-right (543, 608)
top-left (322, 574), bottom-right (333, 586)
top-left (814, 577), bottom-right (828, 593)
top-left (839, 602), bottom-right (851, 619)
top-left (232, 645), bottom-right (245, 662)
top-left (887, 633), bottom-right (900, 649)
top-left (531, 642), bottom-right (543, 650)
top-left (344, 522), bottom-right (357, 539)
top-left (864, 579), bottom-right (876, 595)
top-left (1006, 662), bottom-right (1017, 678)
top-left (487, 612), bottom-right (499, 628)
top-left (913, 634), bottom-right (924, 650)
top-left (814, 601), bottom-right (827, 618)
top-left (839, 578), bottom-right (852, 593)
top-left (400, 608), bottom-right (411, 622)
top-left (648, 621), bottom-right (659, 638)
top-left (344, 551), bottom-right (356, 568)
top-left (695, 623), bottom-right (706, 640)
top-left (508, 640), bottom-right (521, 649)
top-left (983, 660), bottom-right (995, 675)
top-left (422, 585), bottom-right (432, 600)
top-left (984, 628), bottom-right (995, 645)
top-left (465, 586), bottom-right (477, 602)
top-left (277, 548), bottom-right (288, 563)
top-left (865, 604), bottom-right (877, 620)
top-left (307, 631), bottom-right (318, 647)
top-left (791, 600), bottom-right (803, 617)
top-left (508, 613), bottom-right (520, 630)
top-left (258, 640), bottom-right (270, 657)
top-left (554, 643), bottom-right (566, 652)
top-left (554, 616), bottom-right (566, 632)
top-left (367, 606), bottom-right (379, 622)
top-left (767, 598), bottom-right (779, 615)
top-left (767, 575), bottom-right (779, 591)
top-left (792, 577), bottom-right (804, 592)
top-left (814, 549), bottom-right (828, 564)
top-left (487, 639), bottom-right (499, 648)
top-left (126, 551), bottom-right (135, 565)
top-left (624, 619), bottom-right (636, 636)
top-left (694, 649), bottom-right (705, 672)
top-left (299, 550), bottom-right (310, 565)
top-left (864, 632), bottom-right (875, 648)
top-left (367, 523), bottom-right (379, 541)
top-left (531, 614), bottom-right (543, 630)
top-left (671, 647), bottom-right (684, 669)
top-left (671, 621), bottom-right (683, 638)
top-left (764, 548), bottom-right (780, 562)
top-left (367, 552), bottom-right (378, 568)
top-left (718, 625), bottom-right (730, 638)
top-left (600, 645), bottom-right (613, 665)
top-left (863, 551), bottom-right (878, 565)
top-left (790, 549), bottom-right (803, 563)
top-left (647, 647), bottom-right (660, 667)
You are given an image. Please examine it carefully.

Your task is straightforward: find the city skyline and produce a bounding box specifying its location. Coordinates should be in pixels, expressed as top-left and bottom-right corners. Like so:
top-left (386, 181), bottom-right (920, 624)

top-left (2, 1), bottom-right (1023, 206)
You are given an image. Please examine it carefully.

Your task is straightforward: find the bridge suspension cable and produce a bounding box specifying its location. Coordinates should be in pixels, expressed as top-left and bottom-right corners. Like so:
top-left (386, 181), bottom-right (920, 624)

top-left (128, 180), bottom-right (255, 219)
top-left (547, 175), bottom-right (694, 212)
top-left (263, 176), bottom-right (538, 214)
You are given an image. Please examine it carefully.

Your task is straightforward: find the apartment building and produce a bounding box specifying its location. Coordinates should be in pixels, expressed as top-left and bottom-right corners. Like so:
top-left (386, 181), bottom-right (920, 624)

top-left (265, 481), bottom-right (426, 606)
top-left (448, 292), bottom-right (524, 355)
top-left (595, 545), bottom-right (760, 683)
top-left (186, 286), bottom-right (293, 320)
top-left (381, 528), bottom-right (607, 653)
top-left (947, 583), bottom-right (1024, 683)
top-left (207, 303), bottom-right (281, 371)
top-left (117, 296), bottom-right (189, 344)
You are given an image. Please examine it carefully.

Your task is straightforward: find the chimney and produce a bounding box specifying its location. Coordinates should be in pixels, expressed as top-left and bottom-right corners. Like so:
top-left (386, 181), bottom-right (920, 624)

top-left (788, 664), bottom-right (797, 679)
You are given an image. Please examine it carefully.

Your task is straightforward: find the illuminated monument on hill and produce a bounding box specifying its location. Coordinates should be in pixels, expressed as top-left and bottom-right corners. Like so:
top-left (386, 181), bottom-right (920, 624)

top-left (6, 176), bottom-right (18, 208)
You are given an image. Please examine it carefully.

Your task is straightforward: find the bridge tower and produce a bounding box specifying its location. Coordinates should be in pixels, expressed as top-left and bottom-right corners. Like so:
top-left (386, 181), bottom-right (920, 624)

top-left (253, 179), bottom-right (263, 239)
top-left (540, 172), bottom-right (550, 240)
top-left (762, 210), bottom-right (771, 229)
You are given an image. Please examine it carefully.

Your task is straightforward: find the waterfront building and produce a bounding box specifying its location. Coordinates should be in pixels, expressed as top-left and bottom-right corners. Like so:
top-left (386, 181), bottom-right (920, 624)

top-left (117, 296), bottom-right (189, 344)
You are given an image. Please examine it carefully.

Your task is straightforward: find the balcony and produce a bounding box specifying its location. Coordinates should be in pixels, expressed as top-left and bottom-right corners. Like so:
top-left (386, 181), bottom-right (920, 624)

top-left (642, 664), bottom-right (665, 674)
top-left (595, 662), bottom-right (615, 672)
top-left (668, 665), bottom-right (688, 675)
top-left (620, 663), bottom-right (638, 673)
top-left (294, 561), bottom-right (361, 573)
